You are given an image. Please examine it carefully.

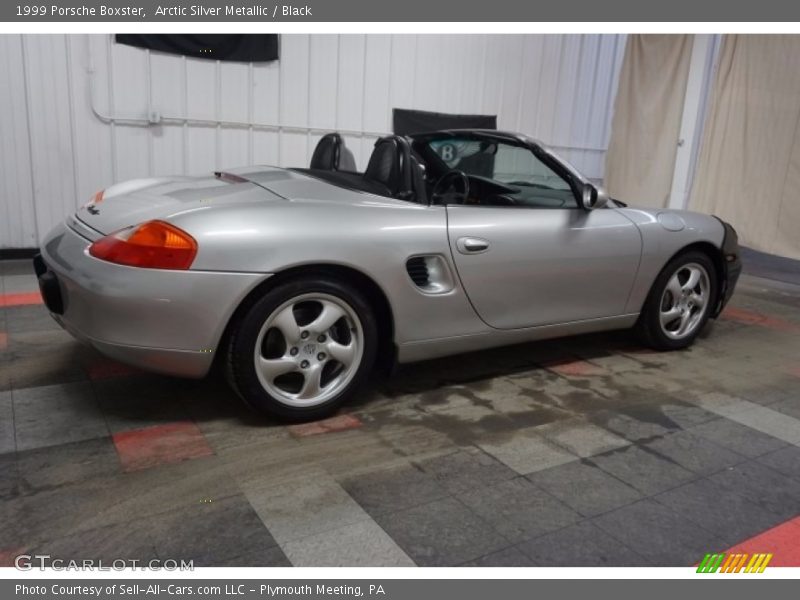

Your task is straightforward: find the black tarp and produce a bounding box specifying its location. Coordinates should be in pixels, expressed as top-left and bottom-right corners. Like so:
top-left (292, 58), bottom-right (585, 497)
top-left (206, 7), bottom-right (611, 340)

top-left (115, 35), bottom-right (279, 62)
top-left (393, 108), bottom-right (496, 135)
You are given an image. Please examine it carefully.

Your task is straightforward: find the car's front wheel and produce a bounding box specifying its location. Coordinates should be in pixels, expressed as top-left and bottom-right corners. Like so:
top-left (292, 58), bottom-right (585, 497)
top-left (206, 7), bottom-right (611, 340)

top-left (225, 277), bottom-right (377, 420)
top-left (636, 250), bottom-right (717, 350)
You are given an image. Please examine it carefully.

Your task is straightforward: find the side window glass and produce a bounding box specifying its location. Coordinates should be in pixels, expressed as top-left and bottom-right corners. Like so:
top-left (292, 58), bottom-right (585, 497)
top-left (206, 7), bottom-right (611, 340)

top-left (493, 146), bottom-right (577, 208)
top-left (427, 138), bottom-right (577, 209)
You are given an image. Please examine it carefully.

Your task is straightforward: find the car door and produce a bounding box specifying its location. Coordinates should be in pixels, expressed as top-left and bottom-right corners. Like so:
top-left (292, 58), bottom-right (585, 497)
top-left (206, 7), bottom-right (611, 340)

top-left (446, 204), bottom-right (642, 330)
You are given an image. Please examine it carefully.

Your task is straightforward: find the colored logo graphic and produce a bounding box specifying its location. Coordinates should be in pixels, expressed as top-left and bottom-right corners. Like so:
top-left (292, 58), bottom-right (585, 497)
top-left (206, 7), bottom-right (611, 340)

top-left (697, 552), bottom-right (773, 573)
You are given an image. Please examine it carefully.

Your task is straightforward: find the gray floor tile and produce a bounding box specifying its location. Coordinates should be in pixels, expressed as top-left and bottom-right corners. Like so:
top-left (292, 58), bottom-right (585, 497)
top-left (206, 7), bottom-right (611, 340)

top-left (147, 495), bottom-right (281, 566)
top-left (5, 330), bottom-right (89, 389)
top-left (5, 305), bottom-right (61, 334)
top-left (653, 478), bottom-right (786, 547)
top-left (0, 452), bottom-right (19, 500)
top-left (17, 437), bottom-right (119, 492)
top-left (757, 446), bottom-right (800, 481)
top-left (536, 418), bottom-right (630, 458)
top-left (340, 464), bottom-right (449, 516)
top-left (770, 397), bottom-right (800, 421)
top-left (94, 377), bottom-right (192, 433)
top-left (13, 455), bottom-right (239, 545)
top-left (528, 460), bottom-right (642, 517)
top-left (13, 382), bottom-right (107, 451)
top-left (8, 480), bottom-right (119, 547)
top-left (107, 456), bottom-right (243, 522)
top-left (642, 430), bottom-right (746, 476)
top-left (30, 520), bottom-right (158, 563)
top-left (589, 410), bottom-right (675, 443)
top-left (592, 499), bottom-right (725, 566)
top-left (587, 444), bottom-right (696, 495)
top-left (213, 546), bottom-right (292, 567)
top-left (518, 521), bottom-right (650, 566)
top-left (243, 475), bottom-right (371, 545)
top-left (372, 497), bottom-right (508, 566)
top-left (462, 546), bottom-right (534, 567)
top-left (2, 275), bottom-right (38, 294)
top-left (478, 430), bottom-right (576, 475)
top-left (415, 448), bottom-right (518, 494)
top-left (707, 461), bottom-right (800, 521)
top-left (723, 404), bottom-right (800, 445)
top-left (0, 493), bottom-right (26, 547)
top-left (0, 361), bottom-right (10, 393)
top-left (0, 390), bottom-right (14, 454)
top-left (282, 519), bottom-right (414, 567)
top-left (656, 402), bottom-right (721, 429)
top-left (457, 477), bottom-right (581, 544)
top-left (690, 417), bottom-right (788, 458)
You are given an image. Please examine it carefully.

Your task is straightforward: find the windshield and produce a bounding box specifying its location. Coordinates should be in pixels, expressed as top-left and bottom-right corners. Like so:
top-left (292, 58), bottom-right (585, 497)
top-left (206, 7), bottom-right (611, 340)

top-left (425, 137), bottom-right (577, 208)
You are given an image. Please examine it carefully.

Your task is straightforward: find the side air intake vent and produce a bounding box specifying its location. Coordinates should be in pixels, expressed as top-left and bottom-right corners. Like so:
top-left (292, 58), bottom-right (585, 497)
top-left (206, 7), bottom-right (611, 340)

top-left (404, 255), bottom-right (455, 295)
top-left (406, 257), bottom-right (430, 287)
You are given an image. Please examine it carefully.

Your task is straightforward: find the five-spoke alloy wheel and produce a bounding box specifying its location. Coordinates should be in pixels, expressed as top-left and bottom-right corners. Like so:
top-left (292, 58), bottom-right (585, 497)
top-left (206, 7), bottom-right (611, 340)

top-left (658, 262), bottom-right (710, 341)
top-left (636, 250), bottom-right (717, 350)
top-left (225, 277), bottom-right (377, 420)
top-left (255, 293), bottom-right (364, 407)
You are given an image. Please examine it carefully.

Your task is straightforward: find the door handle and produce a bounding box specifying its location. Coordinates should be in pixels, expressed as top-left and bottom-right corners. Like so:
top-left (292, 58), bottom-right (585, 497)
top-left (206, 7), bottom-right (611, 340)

top-left (456, 237), bottom-right (490, 254)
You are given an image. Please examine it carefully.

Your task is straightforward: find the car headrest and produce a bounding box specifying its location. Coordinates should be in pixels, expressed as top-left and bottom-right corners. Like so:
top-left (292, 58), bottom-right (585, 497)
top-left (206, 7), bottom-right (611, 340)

top-left (337, 145), bottom-right (357, 172)
top-left (365, 136), bottom-right (416, 200)
top-left (310, 133), bottom-right (356, 171)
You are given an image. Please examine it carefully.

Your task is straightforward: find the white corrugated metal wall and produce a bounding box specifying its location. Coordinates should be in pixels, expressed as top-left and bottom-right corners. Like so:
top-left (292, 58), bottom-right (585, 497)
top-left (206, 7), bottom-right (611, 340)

top-left (0, 34), bottom-right (627, 248)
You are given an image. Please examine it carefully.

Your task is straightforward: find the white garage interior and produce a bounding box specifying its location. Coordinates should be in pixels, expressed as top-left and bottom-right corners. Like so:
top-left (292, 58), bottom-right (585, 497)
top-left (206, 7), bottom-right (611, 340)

top-left (1, 34), bottom-right (629, 248)
top-left (4, 34), bottom-right (799, 261)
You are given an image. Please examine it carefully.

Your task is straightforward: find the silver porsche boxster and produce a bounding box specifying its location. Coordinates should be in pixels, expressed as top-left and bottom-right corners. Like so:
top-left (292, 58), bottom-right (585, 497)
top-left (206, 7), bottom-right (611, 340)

top-left (35, 130), bottom-right (741, 419)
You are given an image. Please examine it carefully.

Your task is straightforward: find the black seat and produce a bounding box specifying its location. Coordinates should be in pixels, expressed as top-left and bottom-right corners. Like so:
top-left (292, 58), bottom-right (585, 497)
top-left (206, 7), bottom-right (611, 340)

top-left (364, 136), bottom-right (427, 203)
top-left (309, 133), bottom-right (357, 172)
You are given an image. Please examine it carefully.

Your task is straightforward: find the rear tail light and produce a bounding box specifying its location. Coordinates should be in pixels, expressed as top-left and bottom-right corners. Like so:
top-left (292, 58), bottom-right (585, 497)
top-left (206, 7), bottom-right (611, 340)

top-left (89, 220), bottom-right (198, 270)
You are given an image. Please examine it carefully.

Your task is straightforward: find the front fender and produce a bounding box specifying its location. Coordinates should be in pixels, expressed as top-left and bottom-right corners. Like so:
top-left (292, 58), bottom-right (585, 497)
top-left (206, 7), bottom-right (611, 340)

top-left (619, 208), bottom-right (726, 314)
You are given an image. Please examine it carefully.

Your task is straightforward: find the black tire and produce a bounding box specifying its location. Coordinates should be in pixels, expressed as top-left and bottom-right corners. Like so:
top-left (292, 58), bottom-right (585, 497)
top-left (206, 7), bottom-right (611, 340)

top-left (635, 250), bottom-right (718, 351)
top-left (225, 276), bottom-right (378, 421)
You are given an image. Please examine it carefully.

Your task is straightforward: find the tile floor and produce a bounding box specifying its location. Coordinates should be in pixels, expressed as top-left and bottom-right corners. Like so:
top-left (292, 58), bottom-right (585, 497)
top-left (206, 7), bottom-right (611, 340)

top-left (0, 254), bottom-right (799, 567)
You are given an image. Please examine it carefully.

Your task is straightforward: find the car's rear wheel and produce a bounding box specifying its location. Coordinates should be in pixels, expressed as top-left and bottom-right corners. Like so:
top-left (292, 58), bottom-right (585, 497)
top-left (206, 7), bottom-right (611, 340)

top-left (225, 277), bottom-right (377, 420)
top-left (636, 250), bottom-right (717, 350)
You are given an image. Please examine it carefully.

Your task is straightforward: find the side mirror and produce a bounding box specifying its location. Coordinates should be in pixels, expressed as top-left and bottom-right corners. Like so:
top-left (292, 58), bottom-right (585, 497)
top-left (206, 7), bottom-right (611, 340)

top-left (581, 183), bottom-right (609, 210)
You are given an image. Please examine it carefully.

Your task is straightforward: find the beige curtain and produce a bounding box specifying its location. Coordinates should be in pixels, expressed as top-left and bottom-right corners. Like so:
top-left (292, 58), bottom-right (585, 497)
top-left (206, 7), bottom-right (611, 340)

top-left (605, 35), bottom-right (693, 208)
top-left (690, 35), bottom-right (800, 260)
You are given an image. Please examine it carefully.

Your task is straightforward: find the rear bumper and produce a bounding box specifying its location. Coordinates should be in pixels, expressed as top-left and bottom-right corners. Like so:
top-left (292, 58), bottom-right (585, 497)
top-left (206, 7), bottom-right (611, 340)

top-left (713, 219), bottom-right (742, 316)
top-left (36, 221), bottom-right (268, 378)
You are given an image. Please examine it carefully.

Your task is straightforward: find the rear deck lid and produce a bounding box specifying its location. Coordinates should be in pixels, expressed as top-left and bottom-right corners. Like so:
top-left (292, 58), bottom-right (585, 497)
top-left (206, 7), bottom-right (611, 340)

top-left (75, 174), bottom-right (285, 235)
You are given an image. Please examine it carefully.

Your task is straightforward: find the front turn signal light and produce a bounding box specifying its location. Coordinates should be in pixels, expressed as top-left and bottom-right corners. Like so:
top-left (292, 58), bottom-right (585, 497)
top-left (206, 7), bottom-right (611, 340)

top-left (89, 220), bottom-right (198, 270)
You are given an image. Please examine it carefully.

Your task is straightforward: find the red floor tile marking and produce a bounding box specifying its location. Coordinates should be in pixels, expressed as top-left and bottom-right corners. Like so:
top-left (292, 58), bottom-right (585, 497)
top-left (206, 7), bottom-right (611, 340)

top-left (721, 306), bottom-right (800, 333)
top-left (787, 366), bottom-right (800, 379)
top-left (0, 332), bottom-right (7, 351)
top-left (112, 421), bottom-right (214, 472)
top-left (723, 516), bottom-right (800, 567)
top-left (541, 357), bottom-right (606, 377)
top-left (0, 547), bottom-right (26, 567)
top-left (86, 357), bottom-right (143, 380)
top-left (288, 414), bottom-right (363, 437)
top-left (0, 291), bottom-right (42, 307)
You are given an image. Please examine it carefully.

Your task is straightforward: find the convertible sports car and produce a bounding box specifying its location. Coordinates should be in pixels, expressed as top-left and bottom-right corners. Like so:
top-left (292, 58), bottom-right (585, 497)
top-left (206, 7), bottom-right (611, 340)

top-left (35, 130), bottom-right (741, 420)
